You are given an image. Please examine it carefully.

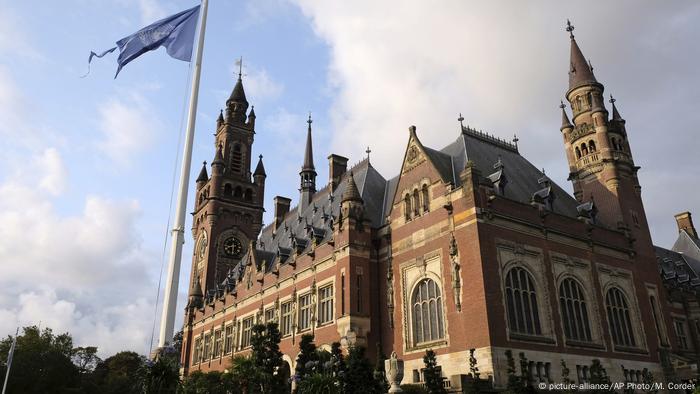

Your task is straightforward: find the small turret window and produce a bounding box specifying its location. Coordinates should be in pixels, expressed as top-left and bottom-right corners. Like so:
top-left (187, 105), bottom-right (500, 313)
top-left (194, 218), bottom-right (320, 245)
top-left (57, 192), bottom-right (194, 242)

top-left (234, 186), bottom-right (242, 198)
top-left (611, 138), bottom-right (619, 151)
top-left (224, 183), bottom-right (232, 197)
top-left (575, 147), bottom-right (581, 159)
top-left (581, 143), bottom-right (588, 156)
top-left (244, 189), bottom-right (253, 201)
top-left (588, 140), bottom-right (596, 153)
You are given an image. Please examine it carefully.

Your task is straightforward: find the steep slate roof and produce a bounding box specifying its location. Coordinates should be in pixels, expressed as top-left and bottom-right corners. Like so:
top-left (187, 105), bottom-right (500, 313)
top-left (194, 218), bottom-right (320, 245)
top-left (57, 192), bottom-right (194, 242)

top-left (655, 246), bottom-right (700, 290)
top-left (223, 125), bottom-right (587, 289)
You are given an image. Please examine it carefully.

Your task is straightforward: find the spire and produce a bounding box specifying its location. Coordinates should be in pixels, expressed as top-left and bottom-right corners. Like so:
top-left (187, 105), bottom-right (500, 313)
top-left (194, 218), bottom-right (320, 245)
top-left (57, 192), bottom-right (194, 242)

top-left (610, 95), bottom-right (624, 121)
top-left (212, 146), bottom-right (224, 167)
top-left (248, 105), bottom-right (256, 120)
top-left (342, 171), bottom-right (363, 203)
top-left (254, 154), bottom-right (266, 177)
top-left (302, 113), bottom-right (315, 171)
top-left (217, 110), bottom-right (224, 124)
top-left (226, 61), bottom-right (249, 123)
top-left (196, 161), bottom-right (209, 184)
top-left (566, 20), bottom-right (598, 91)
top-left (560, 101), bottom-right (573, 130)
top-left (228, 76), bottom-right (248, 105)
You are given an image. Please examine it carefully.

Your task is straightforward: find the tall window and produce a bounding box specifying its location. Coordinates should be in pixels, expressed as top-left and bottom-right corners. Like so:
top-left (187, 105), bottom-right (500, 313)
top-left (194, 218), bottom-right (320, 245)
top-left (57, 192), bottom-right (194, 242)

top-left (404, 194), bottom-right (411, 220)
top-left (605, 287), bottom-right (636, 347)
top-left (421, 184), bottom-right (429, 212)
top-left (356, 273), bottom-right (363, 313)
top-left (341, 273), bottom-right (346, 315)
top-left (559, 278), bottom-right (592, 342)
top-left (412, 189), bottom-right (420, 216)
top-left (265, 307), bottom-right (276, 323)
top-left (674, 320), bottom-right (689, 350)
top-left (281, 302), bottom-right (293, 336)
top-left (649, 295), bottom-right (667, 346)
top-left (241, 317), bottom-right (253, 348)
top-left (505, 267), bottom-right (542, 336)
top-left (213, 329), bottom-right (222, 358)
top-left (193, 337), bottom-right (202, 364)
top-left (203, 333), bottom-right (211, 360)
top-left (318, 285), bottom-right (334, 325)
top-left (298, 293), bottom-right (312, 331)
top-left (224, 325), bottom-right (233, 354)
top-left (411, 278), bottom-right (445, 345)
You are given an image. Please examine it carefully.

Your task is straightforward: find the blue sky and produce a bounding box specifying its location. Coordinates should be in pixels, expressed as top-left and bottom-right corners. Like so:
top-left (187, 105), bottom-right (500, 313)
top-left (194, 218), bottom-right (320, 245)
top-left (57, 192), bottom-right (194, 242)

top-left (1, 0), bottom-right (699, 356)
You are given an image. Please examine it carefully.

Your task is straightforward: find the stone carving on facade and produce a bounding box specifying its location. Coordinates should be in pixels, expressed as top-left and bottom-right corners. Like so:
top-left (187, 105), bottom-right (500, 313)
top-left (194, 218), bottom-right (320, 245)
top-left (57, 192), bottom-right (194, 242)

top-left (449, 233), bottom-right (462, 312)
top-left (386, 256), bottom-right (395, 328)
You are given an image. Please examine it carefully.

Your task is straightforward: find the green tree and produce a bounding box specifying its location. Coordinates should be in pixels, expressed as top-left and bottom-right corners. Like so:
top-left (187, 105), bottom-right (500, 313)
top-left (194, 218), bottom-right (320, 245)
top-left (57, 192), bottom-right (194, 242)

top-left (230, 355), bottom-right (260, 394)
top-left (330, 342), bottom-right (346, 378)
top-left (250, 322), bottom-right (285, 393)
top-left (294, 333), bottom-right (318, 385)
top-left (91, 351), bottom-right (145, 394)
top-left (0, 326), bottom-right (80, 393)
top-left (180, 370), bottom-right (239, 394)
top-left (373, 342), bottom-right (389, 393)
top-left (139, 353), bottom-right (181, 394)
top-left (342, 345), bottom-right (382, 394)
top-left (589, 359), bottom-right (612, 394)
top-left (463, 348), bottom-right (481, 394)
top-left (503, 350), bottom-right (524, 394)
top-left (296, 373), bottom-right (338, 394)
top-left (422, 349), bottom-right (447, 394)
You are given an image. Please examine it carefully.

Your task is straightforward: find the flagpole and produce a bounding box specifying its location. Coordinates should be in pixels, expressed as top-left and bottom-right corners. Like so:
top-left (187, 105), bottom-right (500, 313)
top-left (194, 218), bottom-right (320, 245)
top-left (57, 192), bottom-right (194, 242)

top-left (157, 0), bottom-right (208, 350)
top-left (2, 328), bottom-right (18, 394)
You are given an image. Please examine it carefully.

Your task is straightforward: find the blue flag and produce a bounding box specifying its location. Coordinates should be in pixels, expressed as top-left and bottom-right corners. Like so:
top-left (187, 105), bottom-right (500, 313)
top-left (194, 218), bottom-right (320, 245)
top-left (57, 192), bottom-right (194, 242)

top-left (87, 5), bottom-right (200, 78)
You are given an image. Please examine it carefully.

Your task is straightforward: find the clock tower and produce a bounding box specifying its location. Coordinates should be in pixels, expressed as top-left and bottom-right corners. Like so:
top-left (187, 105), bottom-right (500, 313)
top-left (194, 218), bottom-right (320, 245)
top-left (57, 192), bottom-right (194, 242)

top-left (188, 73), bottom-right (266, 299)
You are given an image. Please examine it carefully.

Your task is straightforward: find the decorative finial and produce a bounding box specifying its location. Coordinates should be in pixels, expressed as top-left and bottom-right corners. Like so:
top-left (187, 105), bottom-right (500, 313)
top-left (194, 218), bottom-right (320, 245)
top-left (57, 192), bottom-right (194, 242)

top-left (542, 168), bottom-right (546, 175)
top-left (560, 100), bottom-right (566, 109)
top-left (203, 161), bottom-right (207, 166)
top-left (588, 59), bottom-right (594, 71)
top-left (259, 154), bottom-right (263, 160)
top-left (458, 113), bottom-right (465, 129)
top-left (494, 155), bottom-right (503, 169)
top-left (565, 19), bottom-right (575, 39)
top-left (366, 146), bottom-right (371, 162)
top-left (609, 95), bottom-right (616, 104)
top-left (307, 112), bottom-right (312, 127)
top-left (512, 134), bottom-right (519, 148)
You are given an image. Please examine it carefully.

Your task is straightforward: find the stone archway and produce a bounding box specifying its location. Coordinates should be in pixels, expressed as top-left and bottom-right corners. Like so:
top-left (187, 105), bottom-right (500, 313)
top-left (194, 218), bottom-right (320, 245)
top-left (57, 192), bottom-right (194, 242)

top-left (279, 360), bottom-right (292, 393)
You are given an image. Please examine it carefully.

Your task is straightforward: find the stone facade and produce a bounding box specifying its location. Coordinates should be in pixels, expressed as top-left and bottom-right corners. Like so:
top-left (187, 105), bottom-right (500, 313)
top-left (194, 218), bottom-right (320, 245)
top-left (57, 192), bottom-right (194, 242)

top-left (180, 24), bottom-right (699, 391)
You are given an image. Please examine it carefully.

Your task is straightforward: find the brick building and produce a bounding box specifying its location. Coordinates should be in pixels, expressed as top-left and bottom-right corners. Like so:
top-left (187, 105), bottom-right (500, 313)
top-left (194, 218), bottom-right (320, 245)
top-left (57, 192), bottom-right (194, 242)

top-left (180, 23), bottom-right (700, 390)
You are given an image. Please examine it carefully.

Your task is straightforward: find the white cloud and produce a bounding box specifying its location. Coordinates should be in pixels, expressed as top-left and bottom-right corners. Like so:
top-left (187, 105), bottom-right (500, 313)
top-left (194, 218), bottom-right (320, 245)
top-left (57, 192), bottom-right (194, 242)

top-left (243, 69), bottom-right (284, 103)
top-left (136, 0), bottom-right (167, 24)
top-left (97, 92), bottom-right (162, 166)
top-left (292, 0), bottom-right (700, 247)
top-left (0, 7), bottom-right (43, 60)
top-left (35, 148), bottom-right (68, 196)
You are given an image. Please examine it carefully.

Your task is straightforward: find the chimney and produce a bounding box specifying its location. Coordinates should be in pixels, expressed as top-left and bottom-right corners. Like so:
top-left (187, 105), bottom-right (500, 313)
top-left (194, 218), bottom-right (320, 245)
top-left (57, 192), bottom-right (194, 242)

top-left (273, 196), bottom-right (292, 229)
top-left (328, 154), bottom-right (349, 191)
top-left (675, 211), bottom-right (697, 239)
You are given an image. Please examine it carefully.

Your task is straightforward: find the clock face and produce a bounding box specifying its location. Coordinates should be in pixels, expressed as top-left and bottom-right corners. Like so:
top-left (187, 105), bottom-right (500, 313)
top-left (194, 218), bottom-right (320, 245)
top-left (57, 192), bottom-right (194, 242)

top-left (223, 236), bottom-right (243, 258)
top-left (197, 236), bottom-right (208, 260)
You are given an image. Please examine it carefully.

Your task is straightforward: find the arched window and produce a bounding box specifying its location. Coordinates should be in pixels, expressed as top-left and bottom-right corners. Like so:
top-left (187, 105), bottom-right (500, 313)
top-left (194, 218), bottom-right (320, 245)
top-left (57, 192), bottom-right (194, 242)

top-left (234, 186), bottom-right (242, 198)
top-left (421, 184), bottom-right (429, 213)
top-left (505, 267), bottom-right (542, 335)
top-left (413, 189), bottom-right (420, 216)
top-left (559, 278), bottom-right (592, 342)
top-left (244, 189), bottom-right (253, 201)
top-left (231, 144), bottom-right (242, 173)
top-left (575, 147), bottom-right (581, 159)
top-left (581, 143), bottom-right (588, 156)
top-left (404, 194), bottom-right (411, 221)
top-left (588, 140), bottom-right (596, 153)
top-left (605, 287), bottom-right (636, 348)
top-left (224, 183), bottom-right (233, 197)
top-left (411, 278), bottom-right (445, 345)
top-left (576, 96), bottom-right (582, 111)
top-left (611, 138), bottom-right (618, 151)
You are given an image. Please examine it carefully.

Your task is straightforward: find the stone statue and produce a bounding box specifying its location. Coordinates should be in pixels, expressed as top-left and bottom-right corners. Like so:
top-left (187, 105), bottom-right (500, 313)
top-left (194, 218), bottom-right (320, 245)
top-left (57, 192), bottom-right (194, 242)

top-left (385, 351), bottom-right (404, 393)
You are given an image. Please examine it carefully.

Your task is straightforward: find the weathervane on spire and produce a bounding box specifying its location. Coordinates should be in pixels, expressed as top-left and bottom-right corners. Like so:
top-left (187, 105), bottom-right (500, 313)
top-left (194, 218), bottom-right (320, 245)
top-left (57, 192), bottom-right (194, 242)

top-left (560, 100), bottom-right (566, 109)
top-left (609, 95), bottom-right (616, 104)
top-left (307, 112), bottom-right (312, 128)
top-left (458, 113), bottom-right (465, 130)
top-left (566, 19), bottom-right (575, 39)
top-left (366, 146), bottom-right (371, 162)
top-left (235, 56), bottom-right (243, 79)
top-left (512, 134), bottom-right (519, 150)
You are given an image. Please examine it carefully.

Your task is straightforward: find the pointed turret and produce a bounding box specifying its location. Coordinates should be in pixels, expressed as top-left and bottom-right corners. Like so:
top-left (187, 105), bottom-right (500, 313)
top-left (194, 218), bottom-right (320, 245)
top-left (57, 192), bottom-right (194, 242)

top-left (196, 161), bottom-right (209, 187)
top-left (342, 171), bottom-right (363, 203)
top-left (610, 95), bottom-right (624, 122)
top-left (560, 101), bottom-right (573, 131)
top-left (226, 74), bottom-right (249, 124)
top-left (254, 154), bottom-right (266, 177)
top-left (217, 110), bottom-right (224, 125)
top-left (212, 146), bottom-right (224, 168)
top-left (248, 106), bottom-right (256, 129)
top-left (566, 20), bottom-right (598, 92)
top-left (299, 114), bottom-right (317, 210)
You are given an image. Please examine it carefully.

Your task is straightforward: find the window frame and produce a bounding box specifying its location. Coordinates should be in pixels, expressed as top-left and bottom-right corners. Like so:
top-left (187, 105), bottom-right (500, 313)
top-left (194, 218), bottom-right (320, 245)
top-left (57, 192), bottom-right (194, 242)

top-left (558, 277), bottom-right (593, 343)
top-left (298, 293), bottom-right (312, 332)
top-left (224, 324), bottom-right (234, 355)
top-left (240, 317), bottom-right (254, 349)
top-left (604, 287), bottom-right (637, 349)
top-left (410, 277), bottom-right (446, 346)
top-left (281, 301), bottom-right (293, 337)
top-left (317, 284), bottom-right (334, 326)
top-left (504, 266), bottom-right (543, 337)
